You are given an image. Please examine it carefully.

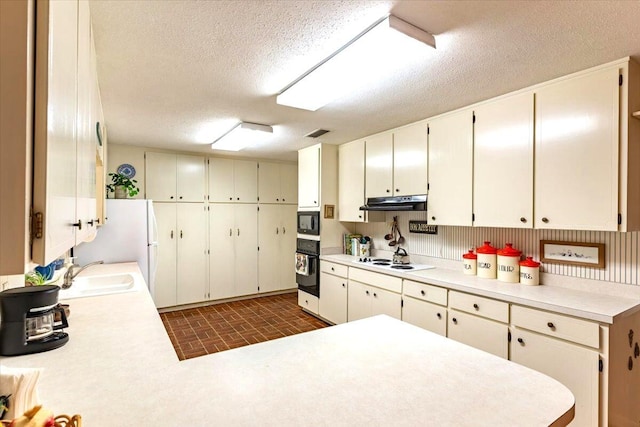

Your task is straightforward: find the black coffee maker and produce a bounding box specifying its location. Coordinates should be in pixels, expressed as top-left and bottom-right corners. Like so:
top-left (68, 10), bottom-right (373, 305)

top-left (0, 285), bottom-right (69, 356)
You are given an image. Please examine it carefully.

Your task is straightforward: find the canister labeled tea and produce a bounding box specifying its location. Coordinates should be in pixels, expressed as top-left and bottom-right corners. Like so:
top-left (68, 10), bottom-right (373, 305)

top-left (476, 241), bottom-right (497, 279)
top-left (519, 257), bottom-right (541, 286)
top-left (462, 249), bottom-right (477, 275)
top-left (497, 243), bottom-right (521, 283)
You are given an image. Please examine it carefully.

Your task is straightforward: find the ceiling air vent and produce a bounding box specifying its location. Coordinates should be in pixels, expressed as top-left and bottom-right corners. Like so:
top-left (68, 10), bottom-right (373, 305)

top-left (305, 129), bottom-right (330, 138)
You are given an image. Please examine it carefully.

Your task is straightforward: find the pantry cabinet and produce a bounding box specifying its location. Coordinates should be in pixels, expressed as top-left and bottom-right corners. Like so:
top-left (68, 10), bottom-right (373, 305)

top-left (427, 109), bottom-right (474, 226)
top-left (319, 261), bottom-right (349, 324)
top-left (258, 204), bottom-right (296, 293)
top-left (145, 153), bottom-right (206, 202)
top-left (473, 92), bottom-right (534, 228)
top-left (209, 157), bottom-right (258, 203)
top-left (209, 203), bottom-right (258, 300)
top-left (152, 203), bottom-right (208, 307)
top-left (258, 162), bottom-right (297, 204)
top-left (298, 145), bottom-right (320, 208)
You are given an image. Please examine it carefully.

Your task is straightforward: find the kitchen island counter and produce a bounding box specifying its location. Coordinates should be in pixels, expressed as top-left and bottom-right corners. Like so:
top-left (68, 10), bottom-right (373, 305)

top-left (1, 263), bottom-right (574, 426)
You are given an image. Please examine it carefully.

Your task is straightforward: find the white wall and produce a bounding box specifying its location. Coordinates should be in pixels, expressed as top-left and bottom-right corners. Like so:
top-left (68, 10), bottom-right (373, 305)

top-left (107, 144), bottom-right (146, 199)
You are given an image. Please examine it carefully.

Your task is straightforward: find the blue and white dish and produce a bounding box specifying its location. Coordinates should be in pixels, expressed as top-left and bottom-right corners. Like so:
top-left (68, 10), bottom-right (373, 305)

top-left (117, 163), bottom-right (136, 178)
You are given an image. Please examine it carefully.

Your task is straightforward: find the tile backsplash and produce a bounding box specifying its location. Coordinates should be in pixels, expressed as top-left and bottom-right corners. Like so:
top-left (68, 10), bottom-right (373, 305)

top-left (355, 211), bottom-right (640, 286)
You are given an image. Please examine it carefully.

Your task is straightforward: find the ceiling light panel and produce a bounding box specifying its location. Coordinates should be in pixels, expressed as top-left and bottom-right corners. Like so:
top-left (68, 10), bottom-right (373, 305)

top-left (211, 122), bottom-right (274, 151)
top-left (276, 14), bottom-right (436, 111)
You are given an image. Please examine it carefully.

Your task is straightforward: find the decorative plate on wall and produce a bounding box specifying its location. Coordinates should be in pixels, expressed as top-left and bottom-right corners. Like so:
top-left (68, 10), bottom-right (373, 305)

top-left (117, 163), bottom-right (136, 178)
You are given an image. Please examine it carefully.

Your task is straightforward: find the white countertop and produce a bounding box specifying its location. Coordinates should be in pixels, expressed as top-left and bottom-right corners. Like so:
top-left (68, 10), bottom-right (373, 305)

top-left (322, 254), bottom-right (640, 324)
top-left (0, 262), bottom-right (575, 426)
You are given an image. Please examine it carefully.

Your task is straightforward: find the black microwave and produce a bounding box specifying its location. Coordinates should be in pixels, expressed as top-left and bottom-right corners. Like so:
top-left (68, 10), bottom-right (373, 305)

top-left (297, 211), bottom-right (320, 235)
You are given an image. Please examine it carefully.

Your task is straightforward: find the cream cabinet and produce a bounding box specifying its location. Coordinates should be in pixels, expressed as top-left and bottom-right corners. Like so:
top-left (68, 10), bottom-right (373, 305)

top-left (145, 153), bottom-right (206, 202)
top-left (535, 67), bottom-right (620, 231)
top-left (319, 261), bottom-right (349, 324)
top-left (347, 269), bottom-right (402, 321)
top-left (365, 132), bottom-right (393, 198)
top-left (392, 122), bottom-right (428, 196)
top-left (338, 139), bottom-right (384, 222)
top-left (427, 109), bottom-right (474, 226)
top-left (209, 157), bottom-right (258, 203)
top-left (152, 203), bottom-right (208, 308)
top-left (258, 204), bottom-right (296, 293)
top-left (298, 145), bottom-right (320, 208)
top-left (401, 280), bottom-right (447, 336)
top-left (209, 203), bottom-right (258, 300)
top-left (473, 93), bottom-right (534, 228)
top-left (298, 290), bottom-right (319, 315)
top-left (258, 162), bottom-right (297, 204)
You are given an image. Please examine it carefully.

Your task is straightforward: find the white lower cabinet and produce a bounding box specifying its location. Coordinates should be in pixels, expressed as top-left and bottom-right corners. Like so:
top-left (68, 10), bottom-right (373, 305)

top-left (447, 309), bottom-right (509, 358)
top-left (319, 261), bottom-right (349, 324)
top-left (298, 290), bottom-right (319, 315)
top-left (401, 280), bottom-right (448, 336)
top-left (347, 279), bottom-right (401, 322)
top-left (258, 204), bottom-right (296, 293)
top-left (153, 203), bottom-right (208, 308)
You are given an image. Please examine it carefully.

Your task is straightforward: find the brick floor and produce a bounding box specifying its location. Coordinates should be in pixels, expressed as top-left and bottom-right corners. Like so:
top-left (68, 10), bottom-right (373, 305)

top-left (160, 292), bottom-right (329, 360)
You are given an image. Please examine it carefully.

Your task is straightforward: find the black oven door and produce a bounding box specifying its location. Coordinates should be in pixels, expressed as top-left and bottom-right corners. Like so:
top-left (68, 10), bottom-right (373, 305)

top-left (296, 252), bottom-right (319, 297)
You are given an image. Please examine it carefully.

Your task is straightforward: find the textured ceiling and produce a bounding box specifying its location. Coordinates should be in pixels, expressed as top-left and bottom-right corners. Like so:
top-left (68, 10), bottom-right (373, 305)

top-left (89, 0), bottom-right (640, 161)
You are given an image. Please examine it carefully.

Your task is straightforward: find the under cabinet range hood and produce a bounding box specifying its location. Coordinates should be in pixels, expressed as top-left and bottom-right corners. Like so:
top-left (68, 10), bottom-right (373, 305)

top-left (359, 195), bottom-right (427, 211)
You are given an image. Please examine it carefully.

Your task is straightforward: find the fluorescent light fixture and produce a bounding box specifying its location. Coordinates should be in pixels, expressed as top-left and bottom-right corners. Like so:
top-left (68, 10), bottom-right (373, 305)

top-left (276, 14), bottom-right (436, 111)
top-left (211, 122), bottom-right (273, 151)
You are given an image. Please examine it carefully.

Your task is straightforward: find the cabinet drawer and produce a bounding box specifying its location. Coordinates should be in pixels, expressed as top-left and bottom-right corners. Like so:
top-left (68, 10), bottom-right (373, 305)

top-left (348, 267), bottom-right (402, 293)
top-left (449, 291), bottom-right (509, 323)
top-left (511, 305), bottom-right (600, 349)
top-left (448, 309), bottom-right (509, 359)
top-left (403, 280), bottom-right (447, 306)
top-left (321, 261), bottom-right (348, 278)
top-left (402, 297), bottom-right (447, 336)
top-left (298, 290), bottom-right (319, 315)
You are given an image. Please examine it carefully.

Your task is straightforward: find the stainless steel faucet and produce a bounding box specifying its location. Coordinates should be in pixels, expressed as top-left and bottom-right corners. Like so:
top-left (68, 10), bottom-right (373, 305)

top-left (61, 260), bottom-right (104, 289)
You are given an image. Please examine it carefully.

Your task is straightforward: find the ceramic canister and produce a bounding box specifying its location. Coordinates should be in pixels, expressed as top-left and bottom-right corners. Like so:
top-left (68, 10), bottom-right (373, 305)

top-left (497, 243), bottom-right (522, 283)
top-left (462, 249), bottom-right (477, 275)
top-left (476, 241), bottom-right (498, 279)
top-left (519, 257), bottom-right (541, 286)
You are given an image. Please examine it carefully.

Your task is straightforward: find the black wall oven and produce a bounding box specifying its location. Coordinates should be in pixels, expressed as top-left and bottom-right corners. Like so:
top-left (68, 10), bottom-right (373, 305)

top-left (297, 211), bottom-right (320, 235)
top-left (295, 238), bottom-right (320, 297)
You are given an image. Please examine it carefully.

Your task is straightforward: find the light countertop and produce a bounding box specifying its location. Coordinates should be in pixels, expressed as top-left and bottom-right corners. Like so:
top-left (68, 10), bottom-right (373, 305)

top-left (321, 254), bottom-right (640, 324)
top-left (0, 262), bottom-right (574, 426)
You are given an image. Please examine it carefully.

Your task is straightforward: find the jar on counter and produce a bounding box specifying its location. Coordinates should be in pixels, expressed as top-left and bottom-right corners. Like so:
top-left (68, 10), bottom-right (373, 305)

top-left (497, 243), bottom-right (521, 283)
top-left (462, 249), bottom-right (477, 275)
top-left (476, 241), bottom-right (497, 279)
top-left (519, 257), bottom-right (541, 286)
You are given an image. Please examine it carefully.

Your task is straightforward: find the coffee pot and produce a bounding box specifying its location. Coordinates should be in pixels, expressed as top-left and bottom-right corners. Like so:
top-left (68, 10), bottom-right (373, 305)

top-left (0, 285), bottom-right (69, 356)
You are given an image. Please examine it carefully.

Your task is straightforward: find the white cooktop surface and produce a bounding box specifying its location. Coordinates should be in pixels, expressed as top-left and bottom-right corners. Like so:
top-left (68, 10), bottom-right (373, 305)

top-left (351, 257), bottom-right (436, 272)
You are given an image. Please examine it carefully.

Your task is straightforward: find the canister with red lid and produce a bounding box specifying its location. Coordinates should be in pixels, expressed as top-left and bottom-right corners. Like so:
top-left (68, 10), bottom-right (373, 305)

top-left (519, 257), bottom-right (541, 285)
top-left (497, 243), bottom-right (521, 283)
top-left (476, 241), bottom-right (497, 279)
top-left (462, 249), bottom-right (477, 275)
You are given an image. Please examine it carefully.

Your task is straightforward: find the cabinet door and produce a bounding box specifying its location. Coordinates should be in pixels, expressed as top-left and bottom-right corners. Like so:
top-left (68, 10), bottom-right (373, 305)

top-left (234, 204), bottom-right (258, 295)
top-left (176, 155), bottom-right (205, 202)
top-left (393, 123), bottom-right (428, 196)
top-left (258, 162), bottom-right (280, 203)
top-left (145, 152), bottom-right (176, 202)
top-left (209, 203), bottom-right (235, 300)
top-left (280, 204), bottom-right (297, 289)
top-left (447, 309), bottom-right (508, 358)
top-left (176, 203), bottom-right (207, 305)
top-left (428, 109), bottom-right (474, 226)
top-left (347, 280), bottom-right (371, 321)
top-left (258, 204), bottom-right (280, 293)
top-left (535, 67), bottom-right (620, 230)
top-left (152, 203), bottom-right (177, 308)
top-left (234, 160), bottom-right (258, 203)
top-left (32, 0), bottom-right (79, 265)
top-left (319, 272), bottom-right (348, 324)
top-left (370, 286), bottom-right (402, 320)
top-left (402, 297), bottom-right (447, 336)
top-left (339, 140), bottom-right (366, 222)
top-left (365, 132), bottom-right (393, 198)
top-left (511, 328), bottom-right (599, 426)
top-left (474, 93), bottom-right (534, 228)
top-left (298, 145), bottom-right (320, 207)
top-left (280, 163), bottom-right (298, 204)
top-left (208, 157), bottom-right (234, 202)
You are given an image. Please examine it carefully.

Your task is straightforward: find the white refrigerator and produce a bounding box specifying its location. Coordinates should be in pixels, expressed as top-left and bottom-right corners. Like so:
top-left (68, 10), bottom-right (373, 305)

top-left (74, 199), bottom-right (158, 296)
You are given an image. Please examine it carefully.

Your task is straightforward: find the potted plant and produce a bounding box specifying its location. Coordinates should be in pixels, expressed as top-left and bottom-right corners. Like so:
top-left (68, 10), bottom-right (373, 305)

top-left (106, 172), bottom-right (140, 199)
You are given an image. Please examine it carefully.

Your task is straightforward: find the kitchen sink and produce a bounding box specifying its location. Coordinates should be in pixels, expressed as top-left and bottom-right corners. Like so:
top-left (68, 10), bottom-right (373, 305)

top-left (59, 273), bottom-right (136, 300)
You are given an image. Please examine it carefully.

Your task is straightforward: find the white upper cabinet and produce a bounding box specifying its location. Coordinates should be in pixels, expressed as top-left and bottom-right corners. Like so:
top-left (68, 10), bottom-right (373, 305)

top-left (146, 153), bottom-right (205, 202)
top-left (258, 162), bottom-right (297, 204)
top-left (209, 157), bottom-right (258, 203)
top-left (427, 109), bottom-right (474, 226)
top-left (298, 145), bottom-right (320, 208)
top-left (473, 93), bottom-right (534, 228)
top-left (365, 132), bottom-right (393, 198)
top-left (339, 139), bottom-right (366, 222)
top-left (535, 67), bottom-right (620, 230)
top-left (393, 122), bottom-right (428, 196)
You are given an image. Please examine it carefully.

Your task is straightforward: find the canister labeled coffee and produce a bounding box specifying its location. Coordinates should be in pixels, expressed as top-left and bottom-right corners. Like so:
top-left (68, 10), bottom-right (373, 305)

top-left (476, 241), bottom-right (497, 279)
top-left (497, 243), bottom-right (521, 283)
